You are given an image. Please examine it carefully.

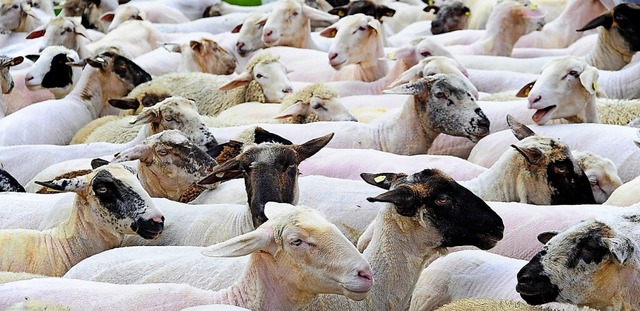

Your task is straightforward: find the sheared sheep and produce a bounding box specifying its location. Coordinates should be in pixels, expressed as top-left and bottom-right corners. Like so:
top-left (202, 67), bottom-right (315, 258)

top-left (0, 163), bottom-right (165, 276)
top-left (5, 298), bottom-right (72, 311)
top-left (435, 298), bottom-right (593, 310)
top-left (99, 2), bottom-right (190, 32)
top-left (0, 55), bottom-right (22, 118)
top-left (25, 16), bottom-right (103, 59)
top-left (3, 205), bottom-right (374, 310)
top-left (23, 45), bottom-right (83, 99)
top-left (0, 272), bottom-right (45, 284)
top-left (164, 38), bottom-right (237, 75)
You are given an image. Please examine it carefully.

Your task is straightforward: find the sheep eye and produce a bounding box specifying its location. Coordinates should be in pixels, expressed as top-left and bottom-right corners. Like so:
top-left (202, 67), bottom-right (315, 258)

top-left (358, 26), bottom-right (366, 31)
top-left (589, 177), bottom-right (598, 185)
top-left (256, 73), bottom-right (264, 79)
top-left (568, 70), bottom-right (579, 77)
top-left (12, 4), bottom-right (18, 9)
top-left (553, 164), bottom-right (567, 173)
top-left (435, 91), bottom-right (446, 99)
top-left (312, 104), bottom-right (326, 111)
top-left (96, 187), bottom-right (108, 194)
top-left (434, 195), bottom-right (450, 206)
top-left (291, 238), bottom-right (303, 246)
top-left (157, 149), bottom-right (169, 156)
top-left (164, 116), bottom-right (173, 122)
top-left (292, 11), bottom-right (299, 16)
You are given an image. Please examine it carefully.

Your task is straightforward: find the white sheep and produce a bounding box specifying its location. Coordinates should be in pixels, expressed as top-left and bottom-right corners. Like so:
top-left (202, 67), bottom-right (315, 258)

top-left (435, 299), bottom-right (593, 311)
top-left (0, 272), bottom-right (45, 284)
top-left (0, 163), bottom-right (165, 276)
top-left (605, 176), bottom-right (640, 207)
top-left (99, 2), bottom-right (191, 32)
top-left (233, 12), bottom-right (268, 57)
top-left (2, 205), bottom-right (374, 311)
top-left (573, 150), bottom-right (622, 203)
top-left (444, 0), bottom-right (545, 56)
top-left (5, 298), bottom-right (72, 311)
top-left (0, 0), bottom-right (50, 33)
top-left (165, 38), bottom-right (237, 75)
top-left (22, 46), bottom-right (82, 99)
top-left (25, 16), bottom-right (104, 59)
top-left (0, 52), bottom-right (152, 146)
top-left (214, 83), bottom-right (357, 124)
top-left (208, 74), bottom-right (490, 156)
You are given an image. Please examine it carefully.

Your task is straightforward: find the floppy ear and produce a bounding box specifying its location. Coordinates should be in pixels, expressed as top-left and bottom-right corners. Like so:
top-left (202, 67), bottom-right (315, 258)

top-left (328, 6), bottom-right (348, 18)
top-left (108, 98), bottom-right (140, 110)
top-left (131, 106), bottom-right (160, 125)
top-left (302, 3), bottom-right (340, 23)
top-left (26, 27), bottom-right (46, 39)
top-left (86, 55), bottom-right (108, 69)
top-left (367, 16), bottom-right (381, 35)
top-left (516, 81), bottom-right (536, 98)
top-left (231, 23), bottom-right (243, 33)
top-left (100, 12), bottom-right (115, 22)
top-left (275, 101), bottom-right (308, 119)
top-left (113, 145), bottom-right (153, 164)
top-left (35, 177), bottom-right (87, 193)
top-left (8, 56), bottom-right (24, 67)
top-left (293, 133), bottom-right (334, 163)
top-left (507, 114), bottom-right (536, 140)
top-left (377, 6), bottom-right (395, 18)
top-left (383, 78), bottom-right (429, 95)
top-left (162, 43), bottom-right (181, 53)
top-left (366, 187), bottom-right (417, 216)
top-left (319, 25), bottom-right (338, 38)
top-left (603, 236), bottom-right (635, 265)
top-left (74, 25), bottom-right (90, 39)
top-left (198, 158), bottom-right (244, 185)
top-left (360, 172), bottom-right (407, 190)
top-left (388, 65), bottom-right (423, 88)
top-left (202, 226), bottom-right (277, 257)
top-left (537, 231), bottom-right (559, 244)
top-left (577, 13), bottom-right (613, 32)
top-left (511, 144), bottom-right (544, 165)
top-left (219, 71), bottom-right (252, 91)
top-left (91, 158), bottom-right (110, 169)
top-left (579, 66), bottom-right (599, 95)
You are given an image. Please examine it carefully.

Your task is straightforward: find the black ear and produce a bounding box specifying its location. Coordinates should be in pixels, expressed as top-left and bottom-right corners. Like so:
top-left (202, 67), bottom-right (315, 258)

top-left (507, 114), bottom-right (536, 140)
top-left (424, 5), bottom-right (439, 14)
top-left (293, 133), bottom-right (334, 163)
top-left (329, 7), bottom-right (348, 17)
top-left (91, 158), bottom-right (110, 169)
top-left (377, 6), bottom-right (395, 18)
top-left (108, 98), bottom-right (140, 110)
top-left (360, 172), bottom-right (407, 190)
top-left (25, 54), bottom-right (40, 63)
top-left (254, 127), bottom-right (293, 145)
top-left (198, 159), bottom-right (243, 185)
top-left (537, 231), bottom-right (559, 244)
top-left (577, 13), bottom-right (613, 32)
top-left (367, 187), bottom-right (417, 216)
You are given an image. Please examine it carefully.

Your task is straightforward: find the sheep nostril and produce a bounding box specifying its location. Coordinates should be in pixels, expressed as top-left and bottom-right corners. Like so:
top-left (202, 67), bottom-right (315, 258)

top-left (282, 87), bottom-right (293, 94)
top-left (236, 42), bottom-right (244, 49)
top-left (532, 95), bottom-right (542, 104)
top-left (329, 53), bottom-right (338, 60)
top-left (25, 75), bottom-right (34, 82)
top-left (358, 270), bottom-right (373, 281)
top-left (264, 30), bottom-right (273, 37)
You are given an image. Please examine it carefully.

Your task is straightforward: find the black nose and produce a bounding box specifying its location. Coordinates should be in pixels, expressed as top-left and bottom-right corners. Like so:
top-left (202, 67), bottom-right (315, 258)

top-left (132, 216), bottom-right (165, 240)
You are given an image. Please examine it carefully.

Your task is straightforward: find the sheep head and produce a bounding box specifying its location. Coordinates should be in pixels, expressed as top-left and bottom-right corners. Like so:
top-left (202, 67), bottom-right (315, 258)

top-left (577, 3), bottom-right (640, 53)
top-left (428, 1), bottom-right (471, 35)
top-left (328, 0), bottom-right (395, 22)
top-left (0, 55), bottom-right (23, 94)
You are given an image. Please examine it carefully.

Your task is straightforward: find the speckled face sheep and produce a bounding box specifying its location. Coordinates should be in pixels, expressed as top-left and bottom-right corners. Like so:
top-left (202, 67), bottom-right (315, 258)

top-left (23, 46), bottom-right (82, 99)
top-left (328, 0), bottom-right (396, 22)
top-left (199, 133), bottom-right (334, 227)
top-left (233, 12), bottom-right (267, 57)
top-left (169, 38), bottom-right (236, 75)
top-left (112, 130), bottom-right (218, 201)
top-left (0, 0), bottom-right (24, 33)
top-left (517, 219), bottom-right (640, 310)
top-left (0, 164), bottom-right (24, 192)
top-left (517, 57), bottom-right (600, 125)
top-left (427, 1), bottom-right (471, 35)
top-left (26, 16), bottom-right (90, 53)
top-left (505, 116), bottom-right (596, 205)
top-left (0, 56), bottom-right (22, 94)
top-left (261, 0), bottom-right (338, 48)
top-left (384, 74), bottom-right (490, 143)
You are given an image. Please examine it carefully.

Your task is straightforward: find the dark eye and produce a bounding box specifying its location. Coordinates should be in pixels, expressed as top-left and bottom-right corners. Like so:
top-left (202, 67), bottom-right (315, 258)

top-left (568, 70), bottom-right (579, 77)
top-left (164, 115), bottom-right (173, 122)
top-left (312, 104), bottom-right (326, 111)
top-left (256, 73), bottom-right (264, 79)
top-left (435, 194), bottom-right (450, 206)
top-left (12, 4), bottom-right (19, 9)
top-left (435, 91), bottom-right (446, 99)
top-left (292, 11), bottom-right (299, 16)
top-left (96, 187), bottom-right (108, 194)
top-left (32, 2), bottom-right (39, 7)
top-left (291, 238), bottom-right (302, 246)
top-left (358, 26), bottom-right (366, 31)
top-left (554, 164), bottom-right (567, 173)
top-left (589, 176), bottom-right (598, 185)
top-left (157, 149), bottom-right (169, 156)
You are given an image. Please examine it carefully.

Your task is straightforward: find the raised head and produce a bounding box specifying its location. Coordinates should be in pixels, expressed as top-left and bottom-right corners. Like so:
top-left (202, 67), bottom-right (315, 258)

top-left (321, 13), bottom-right (383, 70)
top-left (202, 204), bottom-right (373, 305)
top-left (506, 115), bottom-right (596, 205)
top-left (363, 169), bottom-right (504, 250)
top-left (101, 5), bottom-right (145, 32)
top-left (129, 96), bottom-right (218, 150)
top-left (485, 0), bottom-right (545, 38)
top-left (428, 1), bottom-right (471, 35)
top-left (219, 52), bottom-right (293, 103)
top-left (26, 16), bottom-right (90, 53)
top-left (169, 38), bottom-right (236, 75)
top-left (0, 0), bottom-right (29, 34)
top-left (261, 0), bottom-right (338, 47)
top-left (199, 132), bottom-right (334, 228)
top-left (517, 219), bottom-right (639, 309)
top-left (389, 56), bottom-right (476, 98)
top-left (24, 46), bottom-right (81, 98)
top-left (0, 55), bottom-right (23, 94)
top-left (35, 163), bottom-right (164, 239)
top-left (82, 51), bottom-right (152, 99)
top-left (233, 12), bottom-right (268, 57)
top-left (384, 74), bottom-right (490, 142)
top-left (328, 0), bottom-right (395, 22)
top-left (577, 3), bottom-right (640, 52)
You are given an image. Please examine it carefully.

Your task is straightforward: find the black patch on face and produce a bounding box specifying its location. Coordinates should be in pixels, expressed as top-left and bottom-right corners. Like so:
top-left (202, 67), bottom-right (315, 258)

top-left (243, 147), bottom-right (298, 228)
top-left (105, 52), bottom-right (152, 87)
top-left (141, 92), bottom-right (170, 108)
top-left (41, 53), bottom-right (74, 89)
top-left (547, 158), bottom-right (596, 205)
top-left (91, 170), bottom-right (146, 220)
top-left (395, 169), bottom-right (504, 250)
top-left (516, 248), bottom-right (560, 305)
top-left (566, 229), bottom-right (609, 269)
top-left (623, 214), bottom-right (640, 222)
top-left (612, 4), bottom-right (640, 51)
top-left (0, 168), bottom-right (25, 192)
top-left (131, 216), bottom-right (164, 239)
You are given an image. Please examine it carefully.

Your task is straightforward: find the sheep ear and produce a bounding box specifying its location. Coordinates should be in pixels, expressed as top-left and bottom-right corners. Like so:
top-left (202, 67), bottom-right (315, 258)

top-left (189, 40), bottom-right (202, 52)
top-left (25, 54), bottom-right (40, 63)
top-left (254, 127), bottom-right (293, 145)
top-left (511, 144), bottom-right (544, 165)
top-left (26, 27), bottom-right (46, 39)
top-left (74, 26), bottom-right (90, 39)
top-left (360, 172), bottom-right (407, 190)
top-left (507, 114), bottom-right (536, 140)
top-left (275, 101), bottom-right (307, 119)
top-left (576, 13), bottom-right (613, 31)
top-left (109, 98), bottom-right (140, 110)
top-left (366, 188), bottom-right (416, 216)
top-left (86, 56), bottom-right (108, 69)
top-left (516, 81), bottom-right (536, 98)
top-left (377, 6), bottom-right (395, 18)
top-left (219, 72), bottom-right (252, 91)
top-left (100, 12), bottom-right (115, 22)
top-left (131, 107), bottom-right (160, 125)
top-left (293, 133), bottom-right (334, 163)
top-left (113, 145), bottom-right (153, 164)
top-left (202, 226), bottom-right (277, 257)
top-left (302, 3), bottom-right (339, 23)
top-left (34, 177), bottom-right (87, 193)
top-left (231, 23), bottom-right (243, 33)
top-left (424, 5), bottom-right (439, 13)
top-left (8, 56), bottom-right (23, 67)
top-left (328, 6), bottom-right (348, 18)
top-left (198, 158), bottom-right (243, 185)
top-left (319, 26), bottom-right (338, 38)
top-left (162, 43), bottom-right (181, 53)
top-left (537, 231), bottom-right (559, 244)
top-left (388, 65), bottom-right (423, 88)
top-left (90, 158), bottom-right (110, 169)
top-left (367, 16), bottom-right (381, 35)
top-left (603, 237), bottom-right (634, 265)
top-left (579, 66), bottom-right (599, 95)
top-left (392, 45), bottom-right (415, 61)
top-left (383, 78), bottom-right (428, 95)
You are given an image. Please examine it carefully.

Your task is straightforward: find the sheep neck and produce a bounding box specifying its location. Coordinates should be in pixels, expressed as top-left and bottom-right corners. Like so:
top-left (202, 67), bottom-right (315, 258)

top-left (68, 66), bottom-right (105, 119)
top-left (210, 252), bottom-right (316, 310)
top-left (361, 205), bottom-right (442, 310)
top-left (373, 97), bottom-right (438, 155)
top-left (137, 163), bottom-right (192, 201)
top-left (46, 195), bottom-right (123, 276)
top-left (477, 16), bottom-right (525, 56)
top-left (583, 27), bottom-right (635, 71)
top-left (343, 32), bottom-right (388, 82)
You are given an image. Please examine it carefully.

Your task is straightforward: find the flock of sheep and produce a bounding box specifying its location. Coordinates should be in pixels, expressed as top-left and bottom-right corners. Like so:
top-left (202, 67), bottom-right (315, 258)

top-left (0, 0), bottom-right (639, 309)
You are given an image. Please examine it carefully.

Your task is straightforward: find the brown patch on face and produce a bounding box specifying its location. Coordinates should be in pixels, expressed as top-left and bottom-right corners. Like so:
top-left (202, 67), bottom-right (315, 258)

top-left (140, 92), bottom-right (171, 108)
top-left (36, 169), bottom-right (93, 194)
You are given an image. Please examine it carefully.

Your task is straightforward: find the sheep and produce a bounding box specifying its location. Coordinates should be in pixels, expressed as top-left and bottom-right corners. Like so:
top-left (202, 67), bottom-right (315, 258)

top-left (25, 16), bottom-right (103, 59)
top-left (514, 0), bottom-right (606, 49)
top-left (232, 12), bottom-right (268, 57)
top-left (0, 272), bottom-right (45, 284)
top-left (99, 2), bottom-right (191, 32)
top-left (110, 82), bottom-right (172, 117)
top-left (85, 20), bottom-right (165, 60)
top-left (444, 0), bottom-right (545, 57)
top-left (517, 218), bottom-right (640, 310)
top-left (165, 38), bottom-right (236, 75)
top-left (5, 298), bottom-right (72, 311)
top-left (135, 52), bottom-right (293, 117)
top-left (464, 0), bottom-right (566, 30)
top-left (605, 177), bottom-right (640, 207)
top-left (0, 52), bottom-right (152, 146)
top-left (328, 0), bottom-right (396, 23)
top-left (0, 0), bottom-right (49, 33)
top-left (63, 169), bottom-right (504, 311)
top-left (0, 163), bottom-right (165, 276)
top-left (60, 0), bottom-right (119, 33)
top-left (214, 83), bottom-right (357, 125)
top-left (208, 74), bottom-right (490, 156)
top-left (428, 1), bottom-right (470, 35)
top-left (1, 205), bottom-right (374, 311)
top-left (261, 0), bottom-right (338, 51)
top-left (408, 250), bottom-right (599, 311)
top-left (0, 55), bottom-right (22, 118)
top-left (0, 164), bottom-right (24, 192)
top-left (573, 150), bottom-right (622, 204)
top-left (73, 97), bottom-right (218, 153)
top-left (22, 46), bottom-right (82, 99)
